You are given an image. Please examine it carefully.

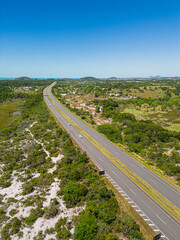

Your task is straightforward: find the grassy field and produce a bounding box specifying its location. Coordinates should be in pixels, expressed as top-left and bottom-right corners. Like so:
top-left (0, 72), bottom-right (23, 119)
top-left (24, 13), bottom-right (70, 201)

top-left (123, 107), bottom-right (180, 132)
top-left (122, 87), bottom-right (165, 98)
top-left (164, 123), bottom-right (180, 132)
top-left (0, 101), bottom-right (20, 130)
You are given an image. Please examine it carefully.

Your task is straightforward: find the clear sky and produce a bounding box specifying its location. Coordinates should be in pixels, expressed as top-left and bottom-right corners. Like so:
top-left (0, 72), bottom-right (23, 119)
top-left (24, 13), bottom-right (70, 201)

top-left (0, 0), bottom-right (180, 78)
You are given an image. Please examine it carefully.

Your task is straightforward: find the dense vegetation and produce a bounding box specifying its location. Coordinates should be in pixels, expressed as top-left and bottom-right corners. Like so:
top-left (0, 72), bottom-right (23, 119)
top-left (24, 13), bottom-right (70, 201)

top-left (97, 113), bottom-right (180, 181)
top-left (52, 79), bottom-right (180, 185)
top-left (0, 80), bottom-right (145, 239)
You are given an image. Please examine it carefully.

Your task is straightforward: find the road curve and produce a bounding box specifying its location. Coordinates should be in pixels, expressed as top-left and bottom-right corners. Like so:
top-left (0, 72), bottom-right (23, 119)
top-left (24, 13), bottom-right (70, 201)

top-left (44, 83), bottom-right (180, 240)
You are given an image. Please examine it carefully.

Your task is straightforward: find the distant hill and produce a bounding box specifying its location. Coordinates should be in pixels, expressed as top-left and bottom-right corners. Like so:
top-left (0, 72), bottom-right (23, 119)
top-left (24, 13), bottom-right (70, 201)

top-left (149, 75), bottom-right (166, 79)
top-left (14, 76), bottom-right (33, 81)
top-left (107, 77), bottom-right (119, 80)
top-left (80, 76), bottom-right (100, 81)
top-left (59, 78), bottom-right (75, 81)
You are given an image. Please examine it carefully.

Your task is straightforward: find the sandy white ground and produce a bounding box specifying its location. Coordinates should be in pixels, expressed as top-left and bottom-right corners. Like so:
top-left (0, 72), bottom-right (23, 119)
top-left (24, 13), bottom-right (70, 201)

top-left (0, 122), bottom-right (84, 240)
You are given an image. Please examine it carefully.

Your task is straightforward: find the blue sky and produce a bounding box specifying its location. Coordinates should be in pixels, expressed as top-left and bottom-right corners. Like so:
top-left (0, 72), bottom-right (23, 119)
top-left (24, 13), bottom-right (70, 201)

top-left (0, 0), bottom-right (180, 78)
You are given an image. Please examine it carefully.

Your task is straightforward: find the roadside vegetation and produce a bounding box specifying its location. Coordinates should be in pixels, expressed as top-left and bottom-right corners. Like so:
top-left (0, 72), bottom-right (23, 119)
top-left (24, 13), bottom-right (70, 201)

top-left (0, 79), bottom-right (145, 239)
top-left (52, 78), bottom-right (180, 185)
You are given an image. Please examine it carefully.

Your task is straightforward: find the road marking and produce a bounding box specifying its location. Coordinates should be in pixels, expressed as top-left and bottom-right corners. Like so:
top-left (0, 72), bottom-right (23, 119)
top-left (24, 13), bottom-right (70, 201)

top-left (156, 214), bottom-right (166, 225)
top-left (149, 178), bottom-right (157, 185)
top-left (112, 170), bottom-right (117, 176)
top-left (132, 205), bottom-right (137, 207)
top-left (135, 209), bottom-right (141, 212)
top-left (149, 223), bottom-right (155, 226)
top-left (154, 229), bottom-right (160, 232)
top-left (130, 188), bottom-right (136, 195)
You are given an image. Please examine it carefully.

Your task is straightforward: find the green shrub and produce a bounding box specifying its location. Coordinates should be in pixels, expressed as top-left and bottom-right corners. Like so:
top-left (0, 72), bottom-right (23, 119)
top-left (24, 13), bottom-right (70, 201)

top-left (55, 217), bottom-right (67, 230)
top-left (69, 169), bottom-right (81, 181)
top-left (105, 233), bottom-right (118, 240)
top-left (1, 217), bottom-right (21, 239)
top-left (45, 227), bottom-right (55, 234)
top-left (97, 124), bottom-right (122, 143)
top-left (9, 209), bottom-right (17, 216)
top-left (10, 217), bottom-right (21, 235)
top-left (7, 197), bottom-right (18, 203)
top-left (75, 152), bottom-right (89, 164)
top-left (0, 180), bottom-right (11, 188)
top-left (0, 194), bottom-right (3, 204)
top-left (63, 182), bottom-right (87, 207)
top-left (25, 214), bottom-right (37, 225)
top-left (74, 213), bottom-right (98, 240)
top-left (118, 215), bottom-right (143, 239)
top-left (85, 201), bottom-right (98, 216)
top-left (31, 173), bottom-right (54, 189)
top-left (25, 207), bottom-right (44, 225)
top-left (0, 208), bottom-right (9, 224)
top-left (22, 194), bottom-right (45, 207)
top-left (56, 226), bottom-right (71, 240)
top-left (98, 186), bottom-right (114, 200)
top-left (1, 222), bottom-right (11, 240)
top-left (22, 182), bottom-right (34, 195)
top-left (113, 112), bottom-right (136, 123)
top-left (98, 197), bottom-right (119, 224)
top-left (44, 203), bottom-right (59, 219)
top-left (33, 230), bottom-right (45, 240)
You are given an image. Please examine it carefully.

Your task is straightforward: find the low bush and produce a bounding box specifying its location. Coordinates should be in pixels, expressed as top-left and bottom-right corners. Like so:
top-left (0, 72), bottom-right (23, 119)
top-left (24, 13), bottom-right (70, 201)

top-left (56, 226), bottom-right (71, 240)
top-left (9, 209), bottom-right (17, 216)
top-left (74, 213), bottom-right (98, 240)
top-left (44, 203), bottom-right (59, 219)
top-left (25, 207), bottom-right (44, 225)
top-left (1, 217), bottom-right (21, 239)
top-left (63, 182), bottom-right (87, 207)
top-left (22, 182), bottom-right (34, 195)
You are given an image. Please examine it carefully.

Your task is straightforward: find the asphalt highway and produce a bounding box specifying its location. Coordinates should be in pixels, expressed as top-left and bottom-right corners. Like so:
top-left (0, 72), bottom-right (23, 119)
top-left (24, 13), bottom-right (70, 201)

top-left (44, 83), bottom-right (180, 240)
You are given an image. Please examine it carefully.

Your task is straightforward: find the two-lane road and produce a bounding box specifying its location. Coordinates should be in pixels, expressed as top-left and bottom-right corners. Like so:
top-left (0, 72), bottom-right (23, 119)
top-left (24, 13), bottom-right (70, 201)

top-left (44, 83), bottom-right (180, 240)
